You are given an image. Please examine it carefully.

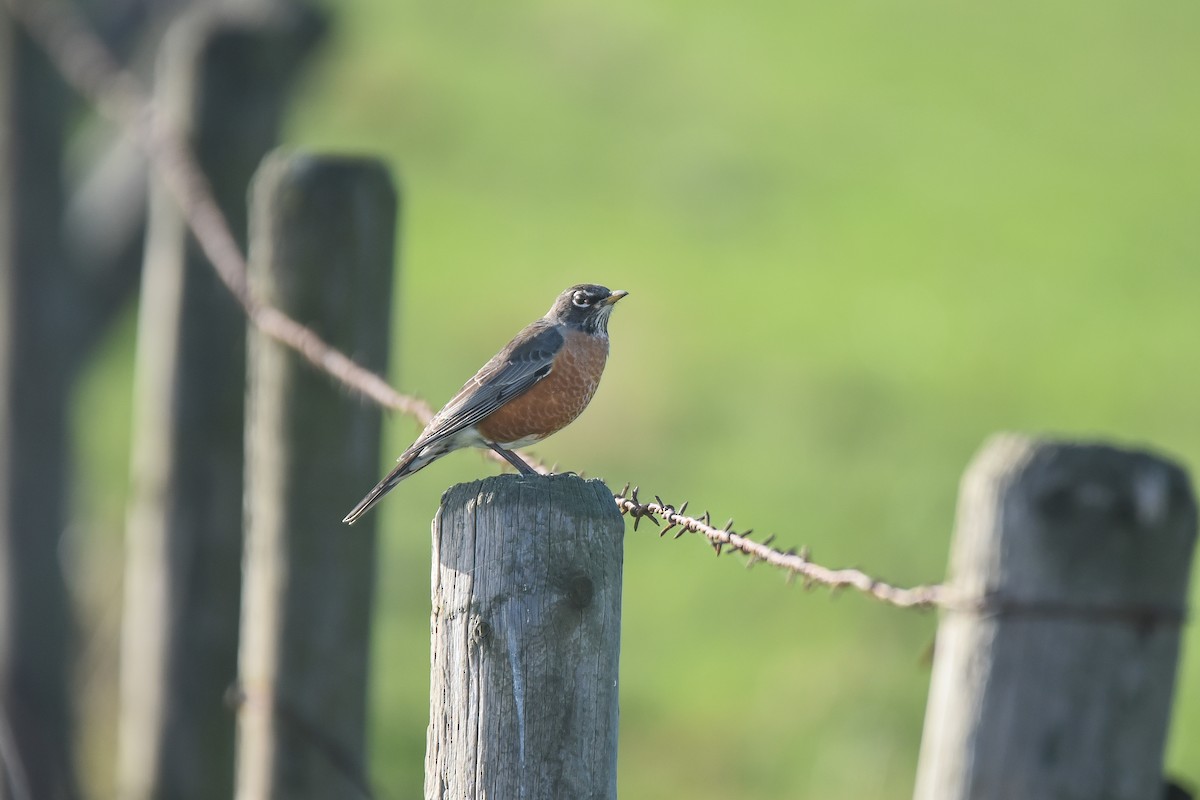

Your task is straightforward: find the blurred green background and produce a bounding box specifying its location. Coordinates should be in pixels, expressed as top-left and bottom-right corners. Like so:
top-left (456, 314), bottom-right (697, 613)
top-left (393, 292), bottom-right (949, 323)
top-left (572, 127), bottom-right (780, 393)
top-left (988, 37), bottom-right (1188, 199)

top-left (78, 0), bottom-right (1200, 797)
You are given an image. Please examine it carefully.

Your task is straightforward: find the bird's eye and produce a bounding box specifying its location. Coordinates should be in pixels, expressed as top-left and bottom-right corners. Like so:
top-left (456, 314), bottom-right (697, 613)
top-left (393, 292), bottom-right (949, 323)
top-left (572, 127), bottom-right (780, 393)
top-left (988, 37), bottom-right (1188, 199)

top-left (572, 291), bottom-right (592, 308)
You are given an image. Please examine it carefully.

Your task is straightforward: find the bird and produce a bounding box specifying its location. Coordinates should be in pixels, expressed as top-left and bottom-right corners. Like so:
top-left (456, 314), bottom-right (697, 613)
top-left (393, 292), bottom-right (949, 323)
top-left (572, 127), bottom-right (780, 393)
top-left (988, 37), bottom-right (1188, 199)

top-left (342, 283), bottom-right (628, 525)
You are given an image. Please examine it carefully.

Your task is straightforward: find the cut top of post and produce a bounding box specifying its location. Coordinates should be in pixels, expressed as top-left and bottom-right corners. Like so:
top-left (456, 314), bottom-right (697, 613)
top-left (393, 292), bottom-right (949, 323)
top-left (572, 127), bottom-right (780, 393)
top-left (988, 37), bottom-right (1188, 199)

top-left (948, 434), bottom-right (1197, 617)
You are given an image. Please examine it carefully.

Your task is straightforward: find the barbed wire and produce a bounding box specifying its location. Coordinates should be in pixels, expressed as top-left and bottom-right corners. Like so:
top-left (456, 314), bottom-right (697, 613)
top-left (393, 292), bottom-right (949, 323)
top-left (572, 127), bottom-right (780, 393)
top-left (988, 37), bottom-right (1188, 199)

top-left (615, 486), bottom-right (945, 608)
top-left (6, 0), bottom-right (947, 611)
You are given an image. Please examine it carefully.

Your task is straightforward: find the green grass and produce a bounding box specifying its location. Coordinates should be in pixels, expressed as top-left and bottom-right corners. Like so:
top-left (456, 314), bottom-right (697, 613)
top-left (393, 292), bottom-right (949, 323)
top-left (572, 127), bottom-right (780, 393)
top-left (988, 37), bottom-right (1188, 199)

top-left (77, 0), bottom-right (1200, 796)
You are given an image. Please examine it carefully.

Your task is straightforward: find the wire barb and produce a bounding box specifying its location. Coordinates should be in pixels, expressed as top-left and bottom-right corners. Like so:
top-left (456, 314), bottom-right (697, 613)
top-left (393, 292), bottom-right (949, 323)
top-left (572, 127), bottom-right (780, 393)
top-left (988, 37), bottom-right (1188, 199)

top-left (612, 487), bottom-right (946, 610)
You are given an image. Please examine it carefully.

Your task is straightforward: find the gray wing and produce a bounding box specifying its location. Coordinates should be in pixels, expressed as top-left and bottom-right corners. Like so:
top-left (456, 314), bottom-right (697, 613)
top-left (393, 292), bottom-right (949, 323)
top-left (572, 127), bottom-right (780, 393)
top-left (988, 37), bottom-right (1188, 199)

top-left (341, 322), bottom-right (563, 525)
top-left (410, 321), bottom-right (564, 452)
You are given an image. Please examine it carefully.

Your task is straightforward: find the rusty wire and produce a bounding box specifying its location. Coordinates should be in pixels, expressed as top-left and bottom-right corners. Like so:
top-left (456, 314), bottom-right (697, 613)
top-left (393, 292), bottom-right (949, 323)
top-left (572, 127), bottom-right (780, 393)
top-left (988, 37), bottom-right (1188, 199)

top-left (6, 0), bottom-right (949, 611)
top-left (615, 486), bottom-right (945, 609)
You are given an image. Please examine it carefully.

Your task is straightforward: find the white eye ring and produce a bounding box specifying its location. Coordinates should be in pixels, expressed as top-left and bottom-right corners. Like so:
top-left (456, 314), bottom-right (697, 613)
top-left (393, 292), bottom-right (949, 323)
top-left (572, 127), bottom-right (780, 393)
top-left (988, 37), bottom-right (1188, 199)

top-left (572, 292), bottom-right (591, 308)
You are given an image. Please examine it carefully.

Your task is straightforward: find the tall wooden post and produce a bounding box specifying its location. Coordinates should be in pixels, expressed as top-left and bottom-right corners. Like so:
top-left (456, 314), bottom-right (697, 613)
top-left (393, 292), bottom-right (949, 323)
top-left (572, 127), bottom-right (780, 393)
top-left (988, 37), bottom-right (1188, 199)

top-left (427, 475), bottom-right (625, 800)
top-left (0, 12), bottom-right (80, 800)
top-left (118, 9), bottom-right (322, 800)
top-left (235, 151), bottom-right (397, 800)
top-left (914, 435), bottom-right (1197, 800)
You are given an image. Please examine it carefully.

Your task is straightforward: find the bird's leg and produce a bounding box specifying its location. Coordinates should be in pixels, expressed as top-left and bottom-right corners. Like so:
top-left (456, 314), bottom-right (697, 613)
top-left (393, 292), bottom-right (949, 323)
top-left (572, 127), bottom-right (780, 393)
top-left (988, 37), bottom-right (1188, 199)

top-left (489, 443), bottom-right (538, 475)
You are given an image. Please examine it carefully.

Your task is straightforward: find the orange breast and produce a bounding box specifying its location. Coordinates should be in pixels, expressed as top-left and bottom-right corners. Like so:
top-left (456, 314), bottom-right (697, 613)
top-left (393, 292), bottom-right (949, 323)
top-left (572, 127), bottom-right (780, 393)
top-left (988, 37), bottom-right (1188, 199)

top-left (476, 329), bottom-right (609, 446)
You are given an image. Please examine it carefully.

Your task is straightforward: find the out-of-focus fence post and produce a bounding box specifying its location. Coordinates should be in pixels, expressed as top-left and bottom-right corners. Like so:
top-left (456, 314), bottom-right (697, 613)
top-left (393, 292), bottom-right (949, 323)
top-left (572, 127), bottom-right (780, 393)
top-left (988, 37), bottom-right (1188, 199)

top-left (235, 150), bottom-right (397, 800)
top-left (118, 8), bottom-right (323, 800)
top-left (0, 11), bottom-right (80, 800)
top-left (914, 435), bottom-right (1197, 800)
top-left (426, 474), bottom-right (624, 800)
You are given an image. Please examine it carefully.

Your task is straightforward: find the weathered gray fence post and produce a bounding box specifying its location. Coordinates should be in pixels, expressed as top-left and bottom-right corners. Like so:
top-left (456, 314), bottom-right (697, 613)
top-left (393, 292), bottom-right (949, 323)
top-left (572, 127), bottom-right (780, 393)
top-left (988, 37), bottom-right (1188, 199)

top-left (914, 435), bottom-right (1197, 800)
top-left (119, 8), bottom-right (322, 800)
top-left (0, 12), bottom-right (80, 800)
top-left (427, 474), bottom-right (624, 800)
top-left (235, 151), bottom-right (397, 800)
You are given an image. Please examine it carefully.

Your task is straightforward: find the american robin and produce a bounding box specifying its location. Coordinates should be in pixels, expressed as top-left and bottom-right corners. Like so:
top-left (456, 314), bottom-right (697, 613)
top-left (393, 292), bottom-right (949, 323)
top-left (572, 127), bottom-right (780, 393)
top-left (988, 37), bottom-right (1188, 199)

top-left (342, 283), bottom-right (628, 524)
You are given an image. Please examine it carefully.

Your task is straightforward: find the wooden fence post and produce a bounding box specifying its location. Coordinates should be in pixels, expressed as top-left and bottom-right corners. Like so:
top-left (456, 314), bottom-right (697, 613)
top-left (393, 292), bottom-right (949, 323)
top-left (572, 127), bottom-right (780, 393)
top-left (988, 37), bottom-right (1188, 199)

top-left (118, 9), bottom-right (322, 800)
top-left (426, 474), bottom-right (624, 800)
top-left (0, 13), bottom-right (80, 800)
top-left (914, 435), bottom-right (1197, 800)
top-left (234, 150), bottom-right (397, 800)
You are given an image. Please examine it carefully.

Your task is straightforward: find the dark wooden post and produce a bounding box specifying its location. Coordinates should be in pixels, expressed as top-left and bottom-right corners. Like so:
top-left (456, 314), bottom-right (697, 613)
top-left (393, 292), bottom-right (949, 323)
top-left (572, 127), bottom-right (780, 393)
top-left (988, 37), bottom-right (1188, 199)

top-left (235, 151), bottom-right (397, 800)
top-left (0, 12), bottom-right (80, 800)
top-left (118, 9), bottom-right (322, 800)
top-left (426, 474), bottom-right (624, 800)
top-left (914, 435), bottom-right (1197, 800)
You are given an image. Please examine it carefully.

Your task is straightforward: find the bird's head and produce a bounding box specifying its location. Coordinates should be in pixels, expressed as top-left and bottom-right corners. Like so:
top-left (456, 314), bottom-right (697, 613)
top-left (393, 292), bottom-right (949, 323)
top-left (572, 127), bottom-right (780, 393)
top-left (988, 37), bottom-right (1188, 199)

top-left (546, 284), bottom-right (628, 335)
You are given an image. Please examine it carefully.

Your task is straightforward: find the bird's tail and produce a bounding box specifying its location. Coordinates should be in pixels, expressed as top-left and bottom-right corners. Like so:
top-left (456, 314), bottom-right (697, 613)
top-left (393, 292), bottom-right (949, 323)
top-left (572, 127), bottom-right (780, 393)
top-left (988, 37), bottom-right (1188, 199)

top-left (342, 446), bottom-right (437, 525)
